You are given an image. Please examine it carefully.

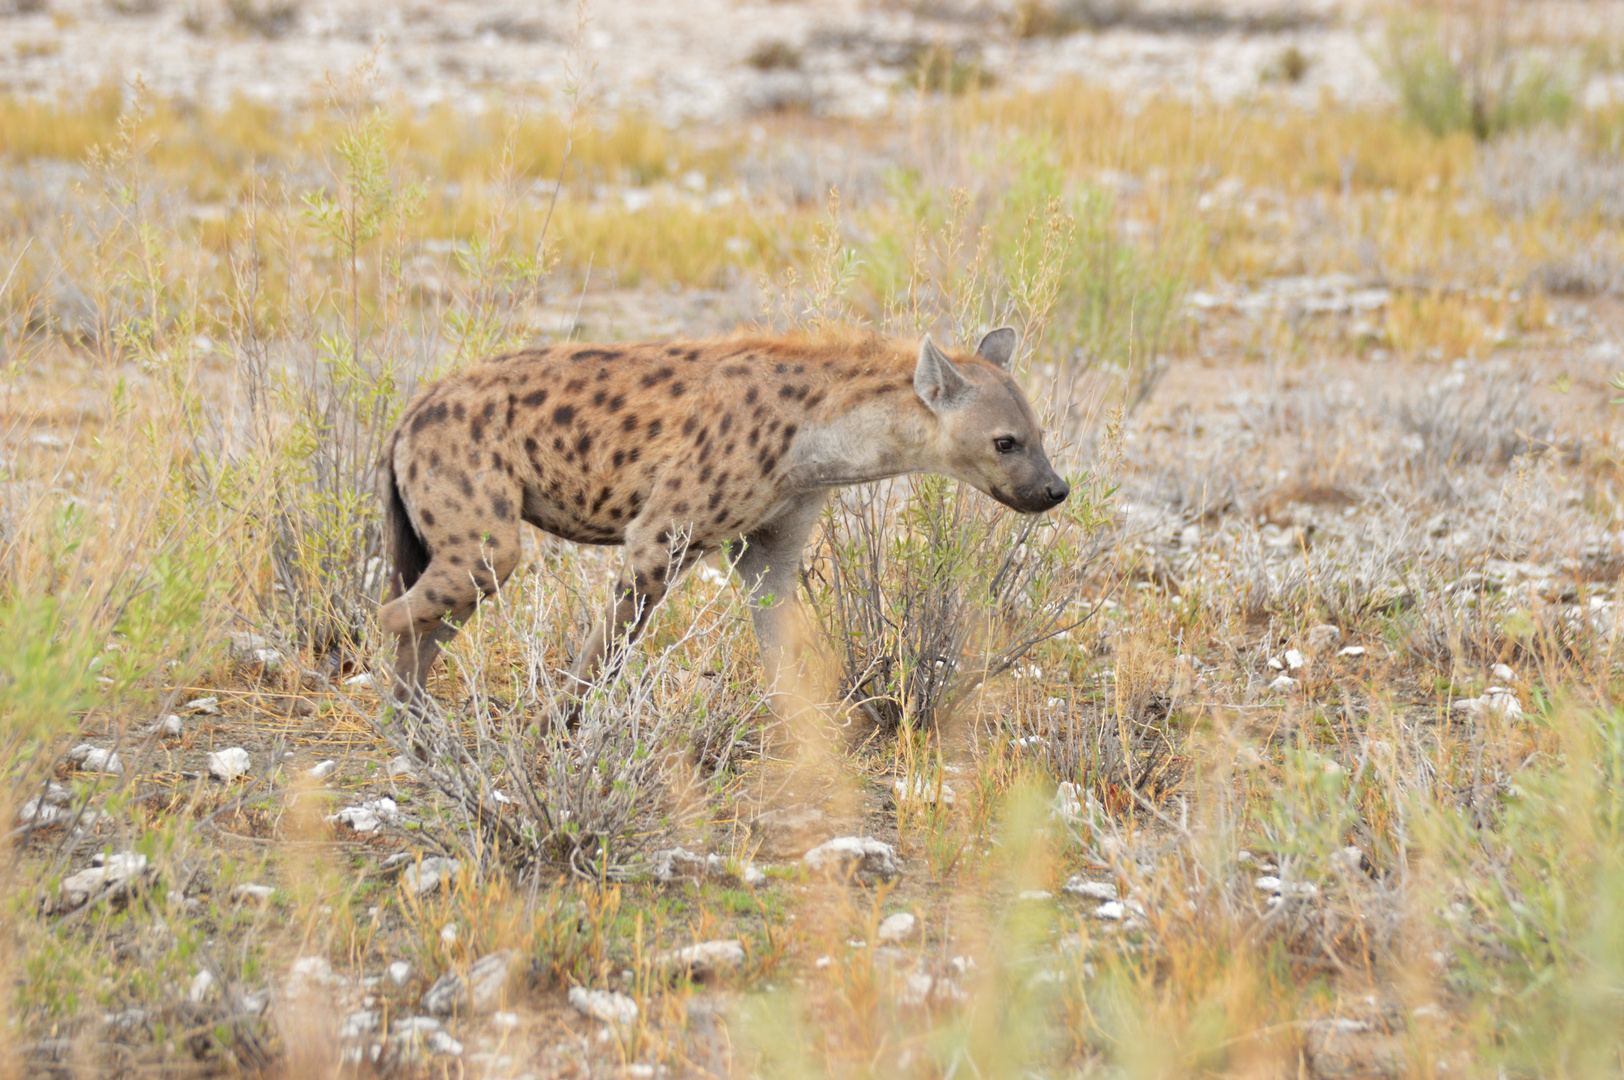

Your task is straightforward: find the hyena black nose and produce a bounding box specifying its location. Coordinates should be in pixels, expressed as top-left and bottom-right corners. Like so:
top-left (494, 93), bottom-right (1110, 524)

top-left (1045, 478), bottom-right (1070, 506)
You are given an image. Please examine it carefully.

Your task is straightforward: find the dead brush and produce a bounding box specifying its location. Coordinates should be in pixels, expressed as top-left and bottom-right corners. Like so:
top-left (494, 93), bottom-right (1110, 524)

top-left (372, 542), bottom-right (767, 881)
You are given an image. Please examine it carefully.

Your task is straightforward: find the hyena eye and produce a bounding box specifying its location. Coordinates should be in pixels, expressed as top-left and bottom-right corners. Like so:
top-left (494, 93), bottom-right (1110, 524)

top-left (993, 436), bottom-right (1018, 453)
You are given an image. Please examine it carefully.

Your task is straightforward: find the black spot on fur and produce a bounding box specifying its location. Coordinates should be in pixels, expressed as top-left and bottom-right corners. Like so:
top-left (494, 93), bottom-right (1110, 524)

top-left (744, 387), bottom-right (758, 405)
top-left (553, 404), bottom-right (576, 427)
top-left (453, 402), bottom-right (466, 421)
top-left (719, 413), bottom-right (733, 435)
top-left (470, 416), bottom-right (485, 443)
top-left (459, 473), bottom-right (474, 498)
top-left (492, 494), bottom-right (513, 521)
top-left (685, 348), bottom-right (701, 362)
top-left (521, 388), bottom-right (549, 407)
top-left (574, 348), bottom-right (621, 362)
top-left (421, 508), bottom-right (436, 527)
top-left (576, 433), bottom-right (593, 455)
top-left (408, 461), bottom-right (418, 482)
top-left (640, 366), bottom-right (675, 388)
top-left (593, 390), bottom-right (607, 406)
top-left (621, 415), bottom-right (638, 433)
top-left (607, 394), bottom-right (624, 412)
top-left (565, 379), bottom-right (585, 394)
top-left (647, 419), bottom-right (663, 439)
top-left (627, 447), bottom-right (642, 464)
top-left (612, 449), bottom-right (626, 468)
top-left (683, 417), bottom-right (697, 437)
top-left (760, 455), bottom-right (777, 475)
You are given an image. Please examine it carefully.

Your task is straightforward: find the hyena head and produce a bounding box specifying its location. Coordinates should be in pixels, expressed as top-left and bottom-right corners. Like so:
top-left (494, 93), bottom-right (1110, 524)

top-left (914, 328), bottom-right (1070, 514)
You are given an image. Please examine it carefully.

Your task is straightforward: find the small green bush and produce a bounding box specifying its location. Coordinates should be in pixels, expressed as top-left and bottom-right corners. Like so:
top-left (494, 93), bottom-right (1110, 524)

top-left (1381, 13), bottom-right (1575, 141)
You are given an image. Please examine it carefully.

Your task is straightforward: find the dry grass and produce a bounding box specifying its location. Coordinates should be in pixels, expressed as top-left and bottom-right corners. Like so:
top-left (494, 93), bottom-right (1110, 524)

top-left (3, 28), bottom-right (1624, 1078)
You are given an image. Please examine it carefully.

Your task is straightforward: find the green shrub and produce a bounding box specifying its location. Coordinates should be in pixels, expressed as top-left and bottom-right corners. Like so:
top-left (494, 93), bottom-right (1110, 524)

top-left (1381, 13), bottom-right (1576, 140)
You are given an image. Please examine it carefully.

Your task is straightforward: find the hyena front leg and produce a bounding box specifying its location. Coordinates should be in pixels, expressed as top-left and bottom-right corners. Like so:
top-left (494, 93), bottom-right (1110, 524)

top-left (731, 490), bottom-right (828, 715)
top-left (565, 523), bottom-right (705, 701)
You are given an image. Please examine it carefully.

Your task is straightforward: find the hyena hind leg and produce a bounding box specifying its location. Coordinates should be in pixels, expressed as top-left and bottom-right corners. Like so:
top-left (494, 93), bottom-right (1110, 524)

top-left (380, 536), bottom-right (519, 706)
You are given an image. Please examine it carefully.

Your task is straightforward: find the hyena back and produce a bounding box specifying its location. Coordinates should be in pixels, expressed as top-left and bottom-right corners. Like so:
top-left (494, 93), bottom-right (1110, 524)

top-left (377, 328), bottom-right (1069, 709)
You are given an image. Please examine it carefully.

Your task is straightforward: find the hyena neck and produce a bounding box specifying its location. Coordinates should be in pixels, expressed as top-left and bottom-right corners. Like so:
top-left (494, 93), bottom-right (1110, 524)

top-left (782, 385), bottom-right (937, 490)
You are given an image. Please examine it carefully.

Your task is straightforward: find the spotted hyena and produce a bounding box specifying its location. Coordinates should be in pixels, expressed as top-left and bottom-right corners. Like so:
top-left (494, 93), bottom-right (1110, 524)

top-left (376, 328), bottom-right (1069, 710)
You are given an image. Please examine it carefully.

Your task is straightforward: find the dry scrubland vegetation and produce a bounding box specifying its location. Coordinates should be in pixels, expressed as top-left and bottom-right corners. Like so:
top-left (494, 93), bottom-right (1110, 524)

top-left (5, 3), bottom-right (1624, 1077)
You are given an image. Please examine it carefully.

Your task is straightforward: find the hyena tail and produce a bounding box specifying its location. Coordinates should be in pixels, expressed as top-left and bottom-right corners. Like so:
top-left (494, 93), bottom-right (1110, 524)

top-left (378, 430), bottom-right (431, 602)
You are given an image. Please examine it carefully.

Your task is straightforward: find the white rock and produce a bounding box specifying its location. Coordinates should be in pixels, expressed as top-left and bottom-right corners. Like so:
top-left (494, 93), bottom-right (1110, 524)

top-left (60, 852), bottom-right (147, 907)
top-left (422, 950), bottom-right (519, 1015)
top-left (492, 1010), bottom-right (519, 1029)
top-left (387, 755), bottom-right (418, 779)
top-left (1484, 690), bottom-right (1524, 720)
top-left (1337, 646), bottom-right (1366, 657)
top-left (328, 798), bottom-right (402, 833)
top-left (1255, 876), bottom-right (1319, 898)
top-left (208, 747), bottom-right (252, 780)
top-left (343, 672), bottom-right (374, 687)
top-left (876, 912), bottom-right (918, 943)
top-left (1093, 901), bottom-right (1127, 920)
top-left (146, 714), bottom-right (184, 738)
top-left (339, 1009), bottom-right (379, 1039)
top-left (1491, 663), bottom-right (1516, 683)
top-left (67, 744), bottom-right (123, 775)
top-left (307, 759), bottom-right (338, 781)
top-left (1267, 676), bottom-right (1301, 694)
top-left (897, 972), bottom-right (936, 1007)
top-left (1049, 781), bottom-right (1082, 822)
top-left (1063, 877), bottom-right (1118, 902)
top-left (287, 955), bottom-right (346, 996)
top-left (803, 836), bottom-right (900, 883)
top-left (892, 776), bottom-right (955, 807)
top-left (18, 782), bottom-right (73, 824)
top-left (567, 986), bottom-right (638, 1025)
top-left (1306, 624), bottom-right (1343, 654)
top-left (656, 938), bottom-right (745, 979)
top-left (388, 961), bottom-right (412, 986)
top-left (1285, 649), bottom-right (1306, 670)
top-left (233, 883), bottom-right (276, 903)
top-left (439, 923), bottom-right (458, 945)
top-left (188, 970), bottom-right (215, 1003)
top-left (1267, 657), bottom-right (1284, 670)
top-left (184, 696), bottom-right (221, 715)
top-left (403, 857), bottom-right (461, 896)
top-left (1017, 889), bottom-right (1054, 902)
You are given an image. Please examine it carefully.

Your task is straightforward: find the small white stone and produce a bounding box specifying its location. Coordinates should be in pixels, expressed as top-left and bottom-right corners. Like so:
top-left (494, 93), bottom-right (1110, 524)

top-left (328, 798), bottom-right (402, 833)
top-left (188, 970), bottom-right (215, 1003)
top-left (421, 949), bottom-right (519, 1015)
top-left (208, 747), bottom-right (252, 781)
top-left (1017, 889), bottom-right (1053, 902)
top-left (892, 776), bottom-right (955, 807)
top-left (803, 836), bottom-right (900, 882)
top-left (387, 755), bottom-right (419, 780)
top-left (339, 1009), bottom-right (379, 1039)
top-left (184, 696), bottom-right (221, 714)
top-left (876, 912), bottom-right (918, 943)
top-left (1284, 649), bottom-right (1306, 670)
top-left (1306, 624), bottom-right (1343, 653)
top-left (1267, 657), bottom-right (1284, 670)
top-left (567, 986), bottom-right (638, 1025)
top-left (439, 923), bottom-right (458, 945)
top-left (67, 744), bottom-right (123, 775)
top-left (233, 883), bottom-right (276, 903)
top-left (1267, 675), bottom-right (1301, 694)
top-left (1491, 663), bottom-right (1516, 683)
top-left (492, 1010), bottom-right (519, 1030)
top-left (1093, 901), bottom-right (1126, 920)
top-left (1049, 781), bottom-right (1082, 822)
top-left (1337, 646), bottom-right (1366, 657)
top-left (343, 672), bottom-right (374, 687)
top-left (307, 759), bottom-right (338, 781)
top-left (1063, 877), bottom-right (1118, 902)
top-left (153, 715), bottom-right (184, 737)
top-left (656, 938), bottom-right (746, 978)
top-left (388, 961), bottom-right (412, 986)
top-left (402, 857), bottom-right (461, 896)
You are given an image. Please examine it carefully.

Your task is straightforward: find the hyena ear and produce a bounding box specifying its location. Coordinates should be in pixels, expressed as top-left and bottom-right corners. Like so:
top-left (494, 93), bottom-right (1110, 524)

top-left (914, 334), bottom-right (970, 412)
top-left (975, 327), bottom-right (1018, 370)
